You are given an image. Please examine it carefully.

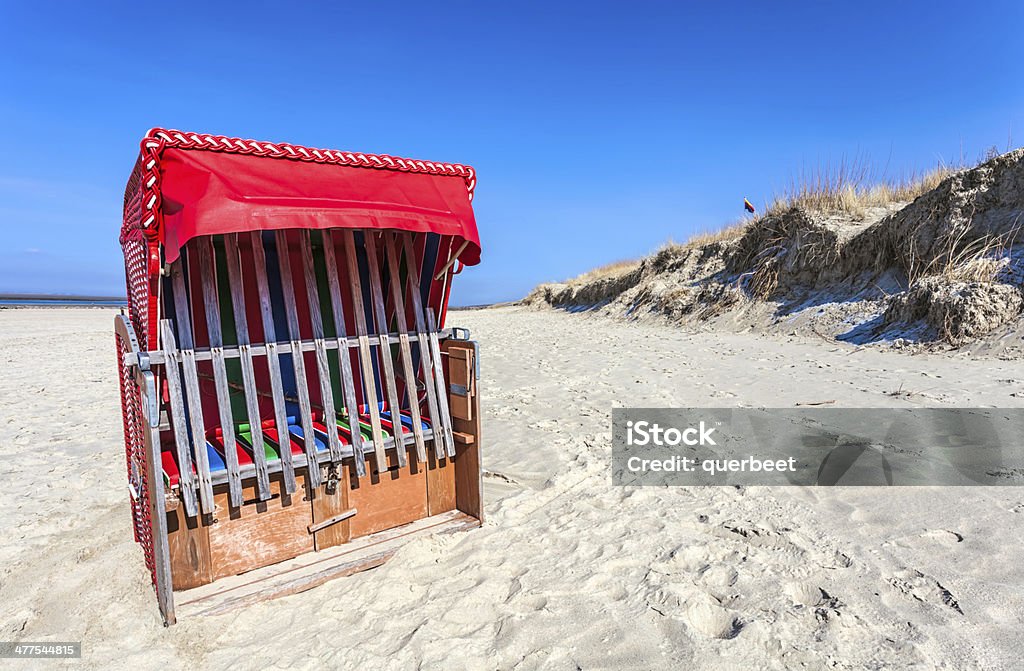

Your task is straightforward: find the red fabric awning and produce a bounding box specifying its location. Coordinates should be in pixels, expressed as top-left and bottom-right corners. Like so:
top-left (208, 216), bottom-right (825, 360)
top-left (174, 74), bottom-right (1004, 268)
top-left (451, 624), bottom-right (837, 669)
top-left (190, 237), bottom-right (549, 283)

top-left (157, 147), bottom-right (480, 265)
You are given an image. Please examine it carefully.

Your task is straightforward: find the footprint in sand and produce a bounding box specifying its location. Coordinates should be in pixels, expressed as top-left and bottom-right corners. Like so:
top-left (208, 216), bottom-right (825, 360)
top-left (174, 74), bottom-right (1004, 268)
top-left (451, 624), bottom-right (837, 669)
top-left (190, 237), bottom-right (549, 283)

top-left (785, 581), bottom-right (827, 607)
top-left (884, 529), bottom-right (964, 549)
top-left (919, 529), bottom-right (964, 545)
top-left (713, 520), bottom-right (852, 575)
top-left (515, 594), bottom-right (548, 612)
top-left (685, 598), bottom-right (743, 639)
top-left (887, 568), bottom-right (963, 615)
top-left (647, 580), bottom-right (743, 639)
top-left (698, 564), bottom-right (738, 589)
top-left (645, 544), bottom-right (746, 639)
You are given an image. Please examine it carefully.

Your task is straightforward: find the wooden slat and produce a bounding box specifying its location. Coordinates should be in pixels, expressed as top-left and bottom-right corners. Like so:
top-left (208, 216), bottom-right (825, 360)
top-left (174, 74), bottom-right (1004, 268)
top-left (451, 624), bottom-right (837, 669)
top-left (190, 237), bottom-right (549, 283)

top-left (452, 431), bottom-right (475, 445)
top-left (426, 308), bottom-right (457, 458)
top-left (158, 320), bottom-right (199, 518)
top-left (223, 235), bottom-right (272, 500)
top-left (339, 230), bottom-right (387, 466)
top-left (275, 230), bottom-right (322, 489)
top-left (249, 232), bottom-right (298, 494)
top-left (399, 233), bottom-right (451, 459)
top-left (170, 259), bottom-right (196, 350)
top-left (139, 368), bottom-right (176, 624)
top-left (363, 231), bottom-right (408, 467)
top-left (321, 230), bottom-right (367, 477)
top-left (434, 240), bottom-right (470, 281)
top-left (307, 508), bottom-right (357, 534)
top-left (180, 348), bottom-right (215, 514)
top-left (298, 231), bottom-right (346, 462)
top-left (171, 256), bottom-right (216, 514)
top-left (381, 232), bottom-right (428, 463)
top-left (198, 239), bottom-right (245, 507)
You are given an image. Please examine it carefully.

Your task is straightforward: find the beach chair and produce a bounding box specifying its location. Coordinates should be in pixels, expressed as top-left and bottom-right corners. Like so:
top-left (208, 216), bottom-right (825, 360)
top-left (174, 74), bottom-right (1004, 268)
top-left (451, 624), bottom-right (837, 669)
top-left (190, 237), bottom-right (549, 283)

top-left (115, 129), bottom-right (483, 625)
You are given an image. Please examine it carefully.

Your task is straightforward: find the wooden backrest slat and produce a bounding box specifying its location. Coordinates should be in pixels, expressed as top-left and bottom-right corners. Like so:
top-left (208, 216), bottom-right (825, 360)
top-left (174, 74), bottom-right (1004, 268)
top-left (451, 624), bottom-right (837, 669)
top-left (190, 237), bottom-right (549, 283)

top-left (197, 238), bottom-right (246, 506)
top-left (339, 230), bottom-right (387, 466)
top-left (426, 307), bottom-right (457, 458)
top-left (274, 230), bottom-right (322, 488)
top-left (298, 232), bottom-right (326, 340)
top-left (251, 233), bottom-right (279, 343)
top-left (169, 254), bottom-right (216, 513)
top-left (249, 231), bottom-right (298, 493)
top-left (381, 232), bottom-right (429, 463)
top-left (223, 235), bottom-right (252, 345)
top-left (223, 234), bottom-right (273, 499)
top-left (322, 230), bottom-right (368, 476)
top-left (399, 232), bottom-right (450, 459)
top-left (158, 319), bottom-right (199, 518)
top-left (170, 258), bottom-right (196, 350)
top-left (364, 231), bottom-right (409, 466)
top-left (274, 231), bottom-right (304, 341)
top-left (199, 239), bottom-right (225, 347)
top-left (298, 231), bottom-right (345, 462)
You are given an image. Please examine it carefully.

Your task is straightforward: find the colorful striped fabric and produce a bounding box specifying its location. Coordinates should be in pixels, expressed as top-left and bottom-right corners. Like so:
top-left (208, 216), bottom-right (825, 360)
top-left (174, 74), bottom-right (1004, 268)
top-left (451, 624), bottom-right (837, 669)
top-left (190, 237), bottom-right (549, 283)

top-left (161, 404), bottom-right (434, 482)
top-left (159, 229), bottom-right (449, 486)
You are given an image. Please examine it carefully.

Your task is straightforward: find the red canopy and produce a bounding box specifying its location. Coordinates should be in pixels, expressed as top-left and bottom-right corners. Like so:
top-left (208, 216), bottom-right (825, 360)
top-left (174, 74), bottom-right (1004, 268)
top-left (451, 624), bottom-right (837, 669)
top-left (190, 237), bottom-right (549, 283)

top-left (152, 139), bottom-right (480, 265)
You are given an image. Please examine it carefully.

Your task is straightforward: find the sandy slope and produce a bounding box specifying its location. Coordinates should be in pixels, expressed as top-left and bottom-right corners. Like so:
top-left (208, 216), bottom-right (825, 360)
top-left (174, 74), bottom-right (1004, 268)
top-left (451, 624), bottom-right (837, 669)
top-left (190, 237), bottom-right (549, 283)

top-left (2, 306), bottom-right (1023, 670)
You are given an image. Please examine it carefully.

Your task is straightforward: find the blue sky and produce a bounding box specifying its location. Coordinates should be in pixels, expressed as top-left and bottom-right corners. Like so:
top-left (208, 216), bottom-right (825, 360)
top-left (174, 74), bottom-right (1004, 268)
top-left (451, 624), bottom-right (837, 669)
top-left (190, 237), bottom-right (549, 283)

top-left (1, 2), bottom-right (1022, 305)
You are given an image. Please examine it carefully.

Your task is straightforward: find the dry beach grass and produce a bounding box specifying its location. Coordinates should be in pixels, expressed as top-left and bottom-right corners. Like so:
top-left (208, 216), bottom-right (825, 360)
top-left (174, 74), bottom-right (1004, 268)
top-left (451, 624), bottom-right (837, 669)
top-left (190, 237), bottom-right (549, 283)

top-left (762, 157), bottom-right (957, 220)
top-left (528, 148), bottom-right (1024, 350)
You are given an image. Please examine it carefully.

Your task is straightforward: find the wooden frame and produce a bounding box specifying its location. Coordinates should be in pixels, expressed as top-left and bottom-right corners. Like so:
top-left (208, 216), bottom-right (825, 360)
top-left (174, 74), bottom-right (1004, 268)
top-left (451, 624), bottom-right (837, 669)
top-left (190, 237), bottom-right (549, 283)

top-left (117, 229), bottom-right (482, 625)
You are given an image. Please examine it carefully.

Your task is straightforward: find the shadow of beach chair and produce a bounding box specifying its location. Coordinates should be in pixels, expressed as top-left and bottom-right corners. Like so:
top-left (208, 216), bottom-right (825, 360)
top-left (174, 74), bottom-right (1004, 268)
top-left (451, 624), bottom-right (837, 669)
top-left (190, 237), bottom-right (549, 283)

top-left (114, 129), bottom-right (483, 625)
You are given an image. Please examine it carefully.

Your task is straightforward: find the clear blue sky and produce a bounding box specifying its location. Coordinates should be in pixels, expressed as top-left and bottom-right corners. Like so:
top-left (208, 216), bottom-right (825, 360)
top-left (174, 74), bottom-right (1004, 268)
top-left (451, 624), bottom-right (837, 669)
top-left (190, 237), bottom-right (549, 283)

top-left (2, 2), bottom-right (1022, 305)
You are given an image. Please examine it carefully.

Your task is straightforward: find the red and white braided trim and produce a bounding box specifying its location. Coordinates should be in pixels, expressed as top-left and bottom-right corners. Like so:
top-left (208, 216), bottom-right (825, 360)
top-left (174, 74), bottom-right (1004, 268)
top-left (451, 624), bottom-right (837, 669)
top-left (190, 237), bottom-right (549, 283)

top-left (125, 127), bottom-right (476, 240)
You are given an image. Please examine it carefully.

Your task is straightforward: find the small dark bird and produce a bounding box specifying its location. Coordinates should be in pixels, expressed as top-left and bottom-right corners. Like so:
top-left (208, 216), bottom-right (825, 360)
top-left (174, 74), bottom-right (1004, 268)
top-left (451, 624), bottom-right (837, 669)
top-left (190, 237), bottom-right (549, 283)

top-left (744, 198), bottom-right (756, 214)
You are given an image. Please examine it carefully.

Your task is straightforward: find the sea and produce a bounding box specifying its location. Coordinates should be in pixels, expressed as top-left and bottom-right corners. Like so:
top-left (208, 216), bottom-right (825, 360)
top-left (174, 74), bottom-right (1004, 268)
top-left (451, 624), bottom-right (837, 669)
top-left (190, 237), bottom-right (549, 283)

top-left (0, 296), bottom-right (128, 307)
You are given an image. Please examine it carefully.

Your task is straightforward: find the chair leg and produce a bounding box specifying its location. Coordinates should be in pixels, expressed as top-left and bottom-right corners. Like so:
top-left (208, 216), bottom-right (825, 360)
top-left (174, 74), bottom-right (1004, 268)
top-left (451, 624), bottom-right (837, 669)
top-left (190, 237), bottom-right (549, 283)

top-left (140, 369), bottom-right (176, 625)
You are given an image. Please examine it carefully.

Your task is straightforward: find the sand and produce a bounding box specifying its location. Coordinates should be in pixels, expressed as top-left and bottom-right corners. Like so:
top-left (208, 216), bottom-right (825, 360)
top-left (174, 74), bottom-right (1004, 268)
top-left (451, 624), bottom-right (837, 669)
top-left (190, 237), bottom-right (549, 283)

top-left (2, 306), bottom-right (1023, 669)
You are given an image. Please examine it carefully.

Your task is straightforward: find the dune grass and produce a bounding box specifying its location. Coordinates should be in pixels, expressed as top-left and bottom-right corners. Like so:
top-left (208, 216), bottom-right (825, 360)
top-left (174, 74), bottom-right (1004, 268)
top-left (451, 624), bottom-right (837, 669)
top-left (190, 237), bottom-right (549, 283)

top-left (676, 222), bottom-right (749, 248)
top-left (555, 152), bottom-right (999, 289)
top-left (763, 157), bottom-right (960, 220)
top-left (906, 221), bottom-right (1022, 285)
top-left (560, 225), bottom-right (750, 285)
top-left (561, 258), bottom-right (643, 285)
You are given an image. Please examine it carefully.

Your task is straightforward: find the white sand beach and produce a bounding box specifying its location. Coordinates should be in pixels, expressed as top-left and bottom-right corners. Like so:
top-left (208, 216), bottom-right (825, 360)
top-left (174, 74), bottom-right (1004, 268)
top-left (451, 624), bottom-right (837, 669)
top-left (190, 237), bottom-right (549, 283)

top-left (2, 305), bottom-right (1023, 669)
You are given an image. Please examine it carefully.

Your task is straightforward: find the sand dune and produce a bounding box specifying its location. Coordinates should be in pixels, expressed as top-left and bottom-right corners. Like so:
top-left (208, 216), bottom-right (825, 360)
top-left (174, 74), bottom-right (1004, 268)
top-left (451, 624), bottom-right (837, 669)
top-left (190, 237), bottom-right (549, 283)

top-left (2, 306), bottom-right (1023, 669)
top-left (529, 148), bottom-right (1024, 356)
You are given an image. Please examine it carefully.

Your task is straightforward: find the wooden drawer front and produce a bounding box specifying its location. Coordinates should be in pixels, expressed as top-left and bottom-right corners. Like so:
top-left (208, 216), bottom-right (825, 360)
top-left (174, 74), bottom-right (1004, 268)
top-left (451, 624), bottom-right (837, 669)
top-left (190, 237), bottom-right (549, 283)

top-left (347, 447), bottom-right (428, 539)
top-left (207, 473), bottom-right (314, 581)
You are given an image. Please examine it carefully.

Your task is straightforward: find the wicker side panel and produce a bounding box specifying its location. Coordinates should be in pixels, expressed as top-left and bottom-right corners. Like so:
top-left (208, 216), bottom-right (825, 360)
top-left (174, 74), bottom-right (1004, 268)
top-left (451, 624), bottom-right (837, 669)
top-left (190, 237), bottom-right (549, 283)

top-left (121, 171), bottom-right (152, 349)
top-left (116, 332), bottom-right (155, 585)
top-left (119, 162), bottom-right (158, 575)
